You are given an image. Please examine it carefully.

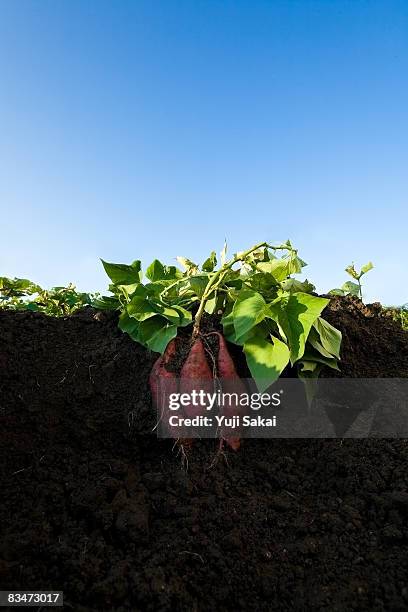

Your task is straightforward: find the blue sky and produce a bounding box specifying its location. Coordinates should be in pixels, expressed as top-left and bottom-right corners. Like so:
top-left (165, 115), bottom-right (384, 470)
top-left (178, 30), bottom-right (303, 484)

top-left (0, 0), bottom-right (407, 304)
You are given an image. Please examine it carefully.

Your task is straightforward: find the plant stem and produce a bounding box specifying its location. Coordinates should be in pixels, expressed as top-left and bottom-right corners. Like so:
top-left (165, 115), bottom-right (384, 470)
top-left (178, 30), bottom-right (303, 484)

top-left (192, 241), bottom-right (292, 338)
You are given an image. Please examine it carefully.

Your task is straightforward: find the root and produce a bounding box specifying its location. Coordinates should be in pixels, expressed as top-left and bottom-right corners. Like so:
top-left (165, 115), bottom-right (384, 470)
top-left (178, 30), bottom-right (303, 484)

top-left (178, 443), bottom-right (190, 471)
top-left (173, 439), bottom-right (191, 471)
top-left (179, 550), bottom-right (205, 564)
top-left (208, 438), bottom-right (230, 469)
top-left (151, 395), bottom-right (167, 432)
top-left (201, 334), bottom-right (218, 379)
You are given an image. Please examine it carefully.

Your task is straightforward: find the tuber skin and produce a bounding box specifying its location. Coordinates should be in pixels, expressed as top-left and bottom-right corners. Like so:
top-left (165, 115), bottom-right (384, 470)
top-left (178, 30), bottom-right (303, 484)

top-left (149, 338), bottom-right (179, 439)
top-left (180, 338), bottom-right (214, 420)
top-left (150, 333), bottom-right (247, 452)
top-left (212, 332), bottom-right (247, 451)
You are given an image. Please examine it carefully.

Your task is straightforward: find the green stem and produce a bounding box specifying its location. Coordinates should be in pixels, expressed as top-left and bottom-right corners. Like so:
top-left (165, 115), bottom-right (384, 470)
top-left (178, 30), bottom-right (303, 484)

top-left (192, 241), bottom-right (292, 338)
top-left (159, 277), bottom-right (187, 301)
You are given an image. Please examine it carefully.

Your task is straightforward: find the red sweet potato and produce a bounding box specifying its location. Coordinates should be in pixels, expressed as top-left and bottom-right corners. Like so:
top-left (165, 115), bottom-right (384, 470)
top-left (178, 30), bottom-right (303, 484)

top-left (213, 332), bottom-right (247, 451)
top-left (216, 332), bottom-right (240, 378)
top-left (149, 338), bottom-right (179, 438)
top-left (180, 338), bottom-right (214, 420)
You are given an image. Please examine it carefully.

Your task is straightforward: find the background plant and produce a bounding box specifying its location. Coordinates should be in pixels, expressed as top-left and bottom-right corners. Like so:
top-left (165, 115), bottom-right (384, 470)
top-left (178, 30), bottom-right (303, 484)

top-left (0, 277), bottom-right (97, 316)
top-left (329, 261), bottom-right (374, 300)
top-left (382, 303), bottom-right (408, 331)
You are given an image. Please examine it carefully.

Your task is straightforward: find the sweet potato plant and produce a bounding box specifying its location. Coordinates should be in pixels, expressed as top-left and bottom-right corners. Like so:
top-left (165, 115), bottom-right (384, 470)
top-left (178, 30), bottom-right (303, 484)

top-left (329, 261), bottom-right (374, 299)
top-left (99, 241), bottom-right (342, 450)
top-left (0, 277), bottom-right (97, 316)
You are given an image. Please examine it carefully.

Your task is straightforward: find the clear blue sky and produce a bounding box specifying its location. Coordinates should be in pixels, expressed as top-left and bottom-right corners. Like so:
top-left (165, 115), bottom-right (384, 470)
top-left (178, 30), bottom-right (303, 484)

top-left (0, 0), bottom-right (407, 304)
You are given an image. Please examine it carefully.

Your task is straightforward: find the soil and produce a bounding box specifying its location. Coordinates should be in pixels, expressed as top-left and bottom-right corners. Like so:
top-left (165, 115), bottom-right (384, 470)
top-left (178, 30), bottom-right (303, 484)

top-left (1, 296), bottom-right (408, 611)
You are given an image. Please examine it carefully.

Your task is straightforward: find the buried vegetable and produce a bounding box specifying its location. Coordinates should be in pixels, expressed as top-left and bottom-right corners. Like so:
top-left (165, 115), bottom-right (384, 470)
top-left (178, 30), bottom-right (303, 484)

top-left (208, 332), bottom-right (247, 451)
top-left (100, 240), bottom-right (343, 452)
top-left (150, 332), bottom-right (247, 451)
top-left (180, 338), bottom-right (214, 419)
top-left (149, 338), bottom-right (179, 439)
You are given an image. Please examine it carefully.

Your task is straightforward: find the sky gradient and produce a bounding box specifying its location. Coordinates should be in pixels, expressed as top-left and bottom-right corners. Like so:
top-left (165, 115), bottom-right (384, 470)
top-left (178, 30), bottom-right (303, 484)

top-left (0, 0), bottom-right (407, 304)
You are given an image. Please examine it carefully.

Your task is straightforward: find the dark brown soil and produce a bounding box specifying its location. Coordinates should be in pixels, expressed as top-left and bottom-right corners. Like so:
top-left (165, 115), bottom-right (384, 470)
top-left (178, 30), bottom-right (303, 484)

top-left (321, 295), bottom-right (408, 377)
top-left (1, 296), bottom-right (408, 611)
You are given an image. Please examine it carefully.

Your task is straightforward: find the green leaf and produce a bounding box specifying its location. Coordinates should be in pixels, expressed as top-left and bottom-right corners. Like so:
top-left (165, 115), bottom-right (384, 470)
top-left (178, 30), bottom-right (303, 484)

top-left (313, 317), bottom-right (342, 359)
top-left (345, 264), bottom-right (359, 280)
top-left (298, 360), bottom-right (320, 373)
top-left (202, 251), bottom-right (217, 272)
top-left (157, 304), bottom-right (184, 324)
top-left (246, 272), bottom-right (279, 293)
top-left (243, 334), bottom-right (290, 392)
top-left (118, 311), bottom-right (141, 341)
top-left (188, 275), bottom-right (209, 298)
top-left (170, 304), bottom-right (192, 326)
top-left (223, 272), bottom-right (243, 289)
top-left (0, 277), bottom-right (42, 295)
top-left (280, 278), bottom-right (315, 294)
top-left (204, 295), bottom-right (217, 314)
top-left (146, 260), bottom-right (182, 282)
top-left (306, 329), bottom-right (335, 359)
top-left (256, 254), bottom-right (305, 282)
top-left (246, 247), bottom-right (270, 264)
top-left (221, 310), bottom-right (235, 340)
top-left (146, 259), bottom-right (165, 282)
top-left (341, 281), bottom-right (360, 296)
top-left (145, 281), bottom-right (173, 298)
top-left (232, 322), bottom-right (265, 345)
top-left (138, 316), bottom-right (163, 342)
top-left (256, 260), bottom-right (289, 281)
top-left (222, 309), bottom-right (272, 345)
top-left (128, 283), bottom-right (148, 298)
top-left (139, 317), bottom-right (178, 353)
top-left (297, 364), bottom-right (322, 406)
top-left (268, 293), bottom-right (329, 364)
top-left (328, 288), bottom-right (345, 296)
top-left (232, 290), bottom-right (267, 342)
top-left (302, 347), bottom-right (340, 371)
top-left (361, 261), bottom-right (374, 275)
top-left (101, 259), bottom-right (142, 285)
top-left (127, 296), bottom-right (158, 321)
top-left (295, 256), bottom-right (308, 270)
top-left (114, 283), bottom-right (140, 300)
top-left (176, 256), bottom-right (199, 275)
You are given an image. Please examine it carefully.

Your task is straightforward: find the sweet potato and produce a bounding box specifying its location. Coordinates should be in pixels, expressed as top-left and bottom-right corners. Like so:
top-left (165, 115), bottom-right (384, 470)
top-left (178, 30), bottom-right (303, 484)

top-left (149, 338), bottom-right (179, 438)
top-left (150, 334), bottom-right (246, 451)
top-left (213, 332), bottom-right (247, 451)
top-left (180, 338), bottom-right (214, 420)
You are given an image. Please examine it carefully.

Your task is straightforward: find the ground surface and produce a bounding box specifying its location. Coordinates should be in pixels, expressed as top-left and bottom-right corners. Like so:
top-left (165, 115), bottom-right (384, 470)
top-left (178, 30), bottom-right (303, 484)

top-left (1, 297), bottom-right (408, 611)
